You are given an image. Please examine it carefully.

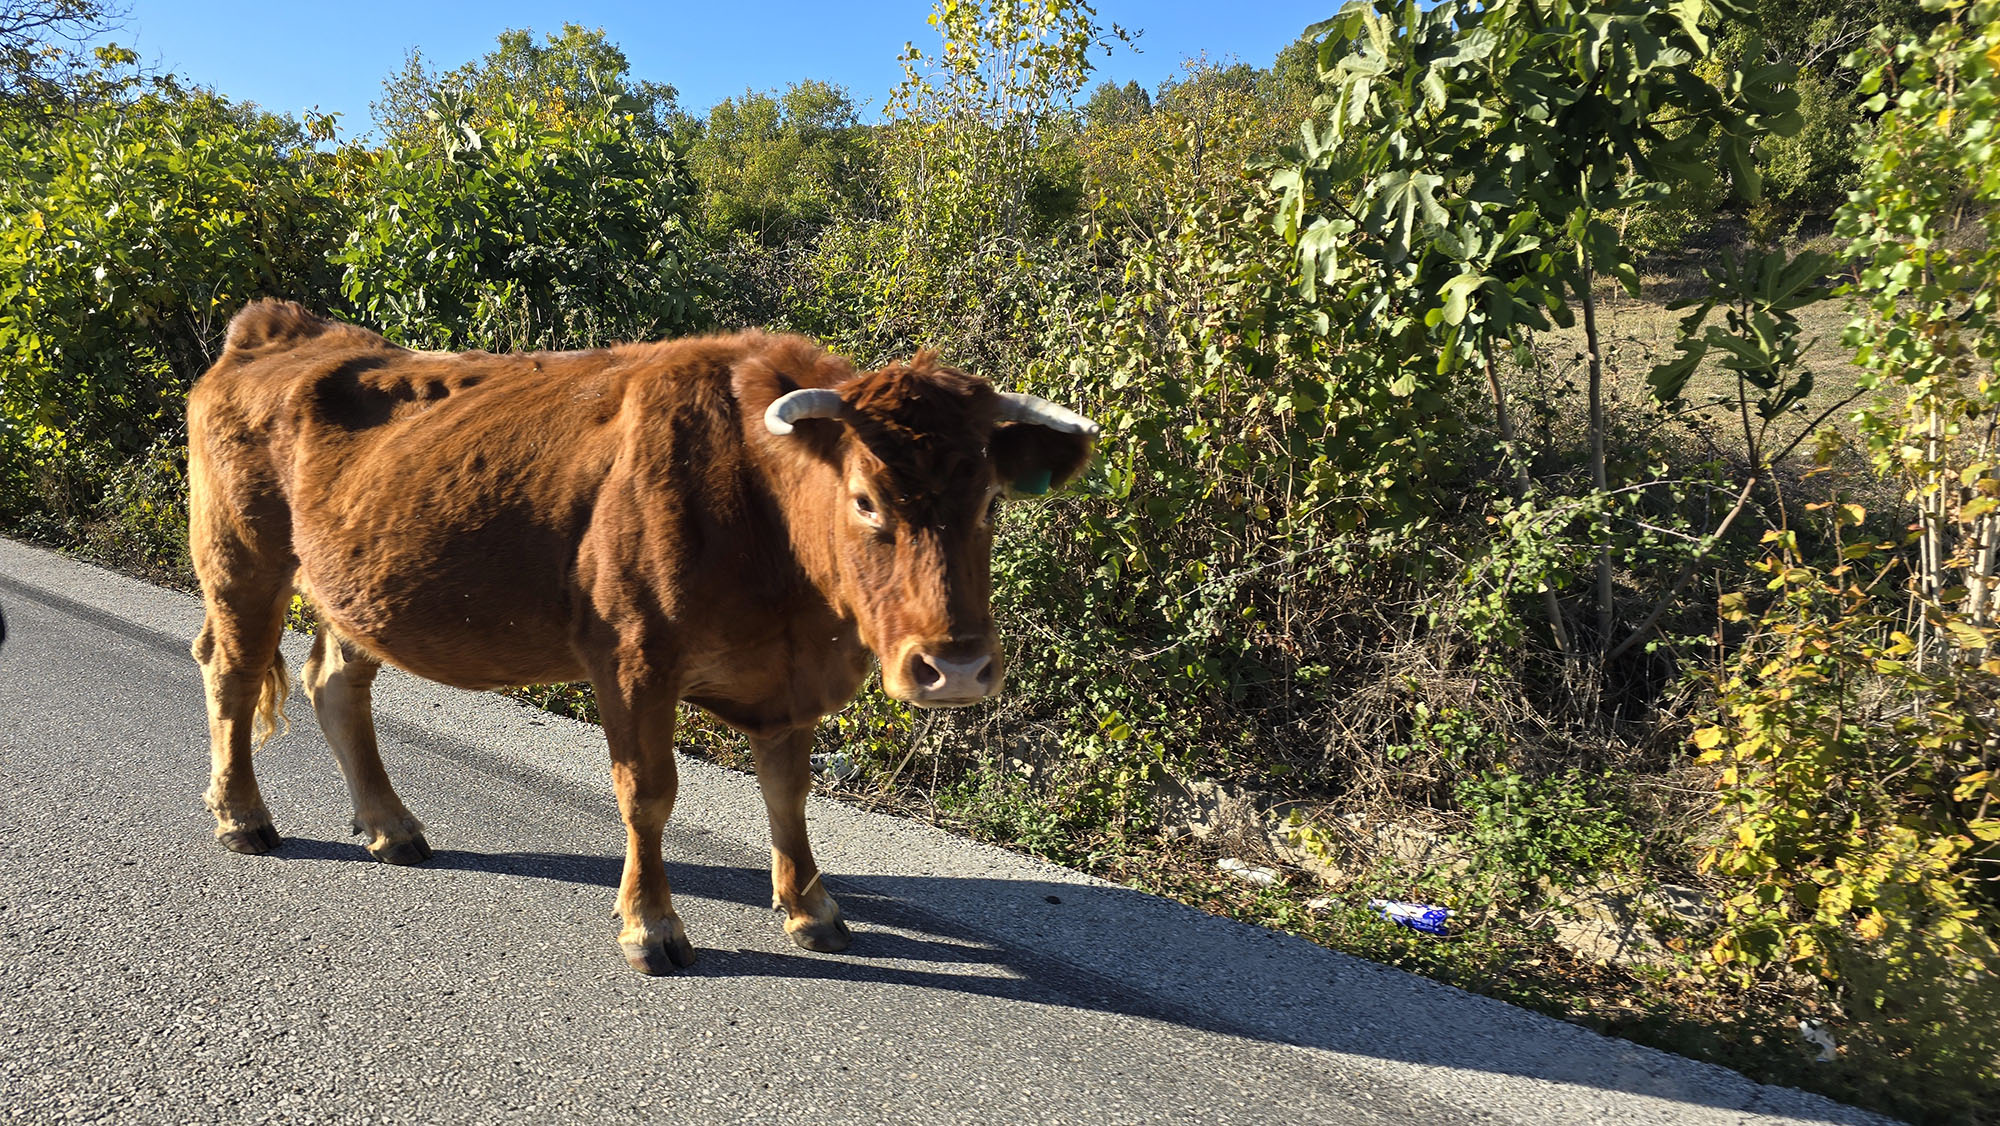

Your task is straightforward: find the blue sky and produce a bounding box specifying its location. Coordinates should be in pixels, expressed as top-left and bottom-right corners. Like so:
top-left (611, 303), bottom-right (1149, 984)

top-left (105, 2), bottom-right (1328, 138)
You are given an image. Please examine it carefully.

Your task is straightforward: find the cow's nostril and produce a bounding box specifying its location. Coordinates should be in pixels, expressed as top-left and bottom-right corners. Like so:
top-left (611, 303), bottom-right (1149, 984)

top-left (972, 656), bottom-right (995, 687)
top-left (910, 653), bottom-right (946, 691)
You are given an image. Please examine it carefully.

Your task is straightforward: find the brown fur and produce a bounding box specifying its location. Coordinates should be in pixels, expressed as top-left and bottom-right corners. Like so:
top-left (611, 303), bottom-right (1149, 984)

top-left (185, 299), bottom-right (1094, 972)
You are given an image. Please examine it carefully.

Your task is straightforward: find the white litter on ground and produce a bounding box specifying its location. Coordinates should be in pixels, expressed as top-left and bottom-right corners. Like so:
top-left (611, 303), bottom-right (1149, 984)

top-left (809, 751), bottom-right (859, 785)
top-left (1216, 858), bottom-right (1278, 886)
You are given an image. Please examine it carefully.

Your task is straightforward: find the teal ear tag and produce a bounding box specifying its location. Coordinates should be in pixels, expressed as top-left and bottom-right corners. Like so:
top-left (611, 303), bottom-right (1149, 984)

top-left (1014, 467), bottom-right (1052, 496)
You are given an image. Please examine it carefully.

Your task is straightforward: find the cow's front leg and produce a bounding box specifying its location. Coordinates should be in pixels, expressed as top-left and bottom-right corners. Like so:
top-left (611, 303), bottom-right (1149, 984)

top-left (592, 670), bottom-right (695, 975)
top-left (750, 727), bottom-right (850, 952)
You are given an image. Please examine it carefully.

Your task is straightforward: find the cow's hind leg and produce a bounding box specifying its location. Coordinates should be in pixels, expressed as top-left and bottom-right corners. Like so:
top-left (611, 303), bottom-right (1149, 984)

top-left (189, 401), bottom-right (298, 854)
top-left (593, 667), bottom-right (695, 975)
top-left (191, 578), bottom-right (292, 855)
top-left (751, 727), bottom-right (850, 952)
top-left (303, 625), bottom-right (430, 865)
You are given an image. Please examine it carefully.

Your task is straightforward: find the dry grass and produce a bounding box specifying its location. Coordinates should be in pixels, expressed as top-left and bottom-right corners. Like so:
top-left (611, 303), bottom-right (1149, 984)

top-left (1535, 259), bottom-right (1865, 455)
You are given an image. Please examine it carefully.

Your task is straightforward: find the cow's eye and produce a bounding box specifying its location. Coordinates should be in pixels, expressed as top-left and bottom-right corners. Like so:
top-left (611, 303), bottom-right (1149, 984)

top-left (853, 494), bottom-right (881, 526)
top-left (984, 493), bottom-right (1003, 526)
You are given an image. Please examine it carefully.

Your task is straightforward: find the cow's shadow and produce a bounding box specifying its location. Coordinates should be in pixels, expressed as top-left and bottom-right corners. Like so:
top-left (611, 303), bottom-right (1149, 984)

top-left (269, 836), bottom-right (1872, 1123)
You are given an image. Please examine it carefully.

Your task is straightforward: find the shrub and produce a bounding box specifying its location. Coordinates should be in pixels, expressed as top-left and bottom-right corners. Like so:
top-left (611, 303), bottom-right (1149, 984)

top-left (339, 77), bottom-right (708, 352)
top-left (1694, 2), bottom-right (2000, 1105)
top-left (1457, 766), bottom-right (1641, 896)
top-left (0, 83), bottom-right (338, 522)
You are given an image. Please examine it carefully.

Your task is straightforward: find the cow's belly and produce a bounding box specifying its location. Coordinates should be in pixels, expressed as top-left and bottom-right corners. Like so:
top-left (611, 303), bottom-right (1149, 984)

top-left (331, 606), bottom-right (586, 691)
top-left (297, 542), bottom-right (586, 692)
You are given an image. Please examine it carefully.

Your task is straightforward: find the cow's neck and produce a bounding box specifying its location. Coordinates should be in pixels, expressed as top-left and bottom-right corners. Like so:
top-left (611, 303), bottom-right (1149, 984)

top-left (756, 448), bottom-right (853, 621)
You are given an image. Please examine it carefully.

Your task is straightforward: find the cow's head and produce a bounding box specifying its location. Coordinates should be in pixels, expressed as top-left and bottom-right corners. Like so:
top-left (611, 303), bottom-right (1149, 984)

top-left (740, 350), bottom-right (1096, 708)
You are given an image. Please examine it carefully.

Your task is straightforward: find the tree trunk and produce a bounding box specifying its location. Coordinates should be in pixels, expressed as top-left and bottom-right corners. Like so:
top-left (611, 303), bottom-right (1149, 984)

top-left (1580, 256), bottom-right (1613, 650)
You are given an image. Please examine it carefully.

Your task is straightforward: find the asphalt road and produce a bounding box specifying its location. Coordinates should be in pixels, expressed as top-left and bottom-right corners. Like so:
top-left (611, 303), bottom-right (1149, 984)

top-left (0, 537), bottom-right (1895, 1126)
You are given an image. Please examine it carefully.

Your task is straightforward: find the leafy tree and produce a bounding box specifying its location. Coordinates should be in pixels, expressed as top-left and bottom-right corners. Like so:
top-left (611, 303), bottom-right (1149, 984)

top-left (1842, 0), bottom-right (2000, 670)
top-left (785, 0), bottom-right (1127, 363)
top-left (886, 0), bottom-right (1125, 247)
top-left (1693, 0), bottom-right (2000, 1064)
top-left (342, 75), bottom-right (707, 353)
top-left (0, 0), bottom-right (121, 115)
top-left (1274, 0), bottom-right (1800, 654)
top-left (1724, 0), bottom-right (1938, 214)
top-left (1081, 77), bottom-right (1148, 126)
top-left (372, 24), bottom-right (684, 147)
top-left (1077, 58), bottom-right (1291, 226)
top-left (1265, 31), bottom-right (1327, 113)
top-left (687, 81), bottom-right (868, 245)
top-left (1153, 59), bottom-right (1260, 116)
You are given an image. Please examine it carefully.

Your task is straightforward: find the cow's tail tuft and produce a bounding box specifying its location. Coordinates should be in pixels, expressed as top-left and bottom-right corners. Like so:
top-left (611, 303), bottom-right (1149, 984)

top-left (250, 650), bottom-right (290, 753)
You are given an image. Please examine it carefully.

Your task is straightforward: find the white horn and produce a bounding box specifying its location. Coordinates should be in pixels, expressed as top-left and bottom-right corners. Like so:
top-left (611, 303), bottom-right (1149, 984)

top-left (764, 388), bottom-right (846, 436)
top-left (997, 392), bottom-right (1101, 437)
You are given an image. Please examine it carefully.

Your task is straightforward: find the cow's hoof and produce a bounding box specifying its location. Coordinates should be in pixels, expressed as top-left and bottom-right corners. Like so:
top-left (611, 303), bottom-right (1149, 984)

top-left (217, 822), bottom-right (282, 855)
top-left (787, 915), bottom-right (852, 953)
top-left (369, 833), bottom-right (432, 866)
top-left (622, 934), bottom-right (697, 975)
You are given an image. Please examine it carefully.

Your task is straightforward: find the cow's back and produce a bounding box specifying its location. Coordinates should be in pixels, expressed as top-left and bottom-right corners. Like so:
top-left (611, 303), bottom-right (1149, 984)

top-left (188, 301), bottom-right (753, 690)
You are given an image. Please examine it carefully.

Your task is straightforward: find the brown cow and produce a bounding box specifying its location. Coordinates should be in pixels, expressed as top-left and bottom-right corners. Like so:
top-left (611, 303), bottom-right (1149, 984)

top-left (187, 300), bottom-right (1096, 974)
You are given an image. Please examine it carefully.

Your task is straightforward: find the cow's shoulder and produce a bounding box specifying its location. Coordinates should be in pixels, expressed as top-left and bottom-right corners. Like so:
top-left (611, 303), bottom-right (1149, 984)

top-left (743, 332), bottom-right (854, 390)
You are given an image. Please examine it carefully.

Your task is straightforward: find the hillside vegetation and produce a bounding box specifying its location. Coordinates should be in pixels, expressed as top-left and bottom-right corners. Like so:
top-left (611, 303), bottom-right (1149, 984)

top-left (1, 1), bottom-right (1996, 1119)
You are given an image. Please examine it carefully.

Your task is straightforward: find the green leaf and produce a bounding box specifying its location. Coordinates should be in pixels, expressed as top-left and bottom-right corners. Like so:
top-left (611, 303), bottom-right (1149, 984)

top-left (1946, 620), bottom-right (1990, 650)
top-left (1438, 271), bottom-right (1485, 326)
top-left (1648, 341), bottom-right (1707, 403)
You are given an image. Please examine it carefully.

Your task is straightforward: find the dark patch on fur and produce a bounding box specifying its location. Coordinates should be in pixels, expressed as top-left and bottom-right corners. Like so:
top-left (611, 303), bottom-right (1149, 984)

top-left (308, 355), bottom-right (411, 432)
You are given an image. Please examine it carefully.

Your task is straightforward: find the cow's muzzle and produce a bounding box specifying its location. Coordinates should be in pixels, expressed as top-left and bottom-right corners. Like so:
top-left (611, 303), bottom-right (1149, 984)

top-left (889, 640), bottom-right (1003, 708)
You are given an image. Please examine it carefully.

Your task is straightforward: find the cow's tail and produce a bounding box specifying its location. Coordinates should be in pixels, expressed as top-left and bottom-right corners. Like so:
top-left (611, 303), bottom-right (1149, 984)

top-left (251, 650), bottom-right (290, 753)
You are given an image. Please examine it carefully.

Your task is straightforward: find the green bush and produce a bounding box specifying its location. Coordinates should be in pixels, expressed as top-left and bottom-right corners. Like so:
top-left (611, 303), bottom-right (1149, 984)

top-left (78, 434), bottom-right (191, 580)
top-left (1457, 767), bottom-right (1640, 897)
top-left (1758, 67), bottom-right (1861, 217)
top-left (1696, 534), bottom-right (2000, 1116)
top-left (340, 77), bottom-right (708, 352)
top-left (0, 83), bottom-right (339, 521)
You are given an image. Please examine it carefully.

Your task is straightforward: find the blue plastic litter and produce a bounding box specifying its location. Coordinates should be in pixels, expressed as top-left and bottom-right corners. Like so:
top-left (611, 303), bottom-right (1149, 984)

top-left (1369, 898), bottom-right (1452, 936)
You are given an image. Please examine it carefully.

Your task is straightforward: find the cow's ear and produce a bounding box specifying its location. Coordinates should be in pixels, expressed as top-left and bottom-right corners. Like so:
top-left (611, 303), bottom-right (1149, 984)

top-left (733, 352), bottom-right (846, 458)
top-left (992, 422), bottom-right (1094, 496)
